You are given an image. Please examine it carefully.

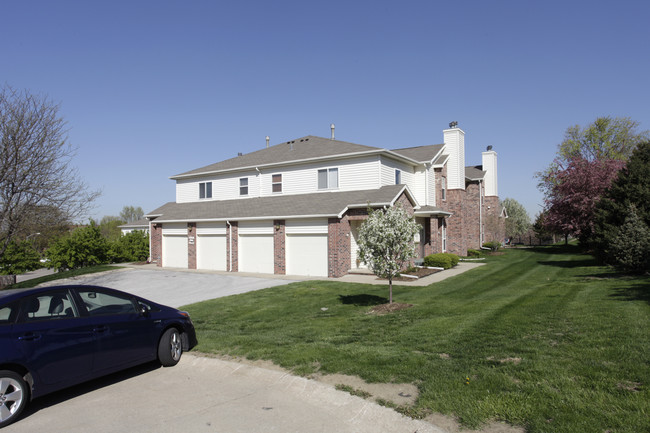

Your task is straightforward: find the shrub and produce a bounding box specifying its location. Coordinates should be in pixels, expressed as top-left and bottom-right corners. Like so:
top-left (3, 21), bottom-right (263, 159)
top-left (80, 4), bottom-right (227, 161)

top-left (110, 230), bottom-right (149, 263)
top-left (0, 241), bottom-right (41, 275)
top-left (423, 253), bottom-right (459, 269)
top-left (46, 222), bottom-right (110, 271)
top-left (482, 241), bottom-right (501, 251)
top-left (467, 249), bottom-right (482, 257)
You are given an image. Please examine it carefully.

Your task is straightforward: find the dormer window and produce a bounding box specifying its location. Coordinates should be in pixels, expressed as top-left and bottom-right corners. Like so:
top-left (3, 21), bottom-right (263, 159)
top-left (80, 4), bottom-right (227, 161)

top-left (318, 168), bottom-right (338, 190)
top-left (395, 169), bottom-right (401, 185)
top-left (199, 182), bottom-right (212, 199)
top-left (272, 174), bottom-right (282, 193)
top-left (240, 178), bottom-right (248, 196)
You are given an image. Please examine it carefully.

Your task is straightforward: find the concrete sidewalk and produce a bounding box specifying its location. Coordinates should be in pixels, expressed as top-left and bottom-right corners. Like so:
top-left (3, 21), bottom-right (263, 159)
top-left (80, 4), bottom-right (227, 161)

top-left (4, 354), bottom-right (447, 433)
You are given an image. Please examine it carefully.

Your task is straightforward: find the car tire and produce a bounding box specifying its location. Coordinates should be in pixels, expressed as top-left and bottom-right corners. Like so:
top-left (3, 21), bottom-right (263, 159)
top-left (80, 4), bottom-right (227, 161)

top-left (0, 370), bottom-right (29, 428)
top-left (158, 328), bottom-right (182, 367)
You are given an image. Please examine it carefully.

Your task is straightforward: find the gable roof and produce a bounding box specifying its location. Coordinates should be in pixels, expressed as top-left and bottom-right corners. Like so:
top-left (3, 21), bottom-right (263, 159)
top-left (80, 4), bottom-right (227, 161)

top-left (391, 144), bottom-right (445, 163)
top-left (119, 218), bottom-right (149, 229)
top-left (145, 185), bottom-right (418, 222)
top-left (171, 136), bottom-right (448, 180)
top-left (172, 136), bottom-right (381, 179)
top-left (465, 165), bottom-right (486, 181)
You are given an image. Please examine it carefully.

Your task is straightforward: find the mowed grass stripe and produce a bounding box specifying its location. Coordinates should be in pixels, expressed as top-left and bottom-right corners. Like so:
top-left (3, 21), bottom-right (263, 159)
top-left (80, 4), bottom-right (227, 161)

top-left (185, 247), bottom-right (650, 433)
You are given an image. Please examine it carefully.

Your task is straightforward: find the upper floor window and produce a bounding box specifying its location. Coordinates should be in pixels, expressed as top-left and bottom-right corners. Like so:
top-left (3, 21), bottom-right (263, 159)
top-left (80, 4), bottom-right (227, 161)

top-left (318, 168), bottom-right (338, 190)
top-left (240, 178), bottom-right (248, 196)
top-left (199, 182), bottom-right (212, 199)
top-left (395, 169), bottom-right (401, 185)
top-left (441, 177), bottom-right (446, 201)
top-left (272, 174), bottom-right (282, 193)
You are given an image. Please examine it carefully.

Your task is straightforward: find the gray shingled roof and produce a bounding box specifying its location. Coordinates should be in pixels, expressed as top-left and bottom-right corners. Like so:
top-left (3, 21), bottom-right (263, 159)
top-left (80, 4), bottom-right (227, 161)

top-left (118, 218), bottom-right (149, 228)
top-left (146, 185), bottom-right (412, 222)
top-left (172, 136), bottom-right (382, 178)
top-left (391, 144), bottom-right (444, 163)
top-left (465, 165), bottom-right (486, 181)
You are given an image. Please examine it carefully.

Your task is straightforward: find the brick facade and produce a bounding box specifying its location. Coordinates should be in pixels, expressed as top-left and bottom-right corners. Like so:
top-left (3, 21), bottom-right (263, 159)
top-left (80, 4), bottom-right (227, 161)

top-left (273, 220), bottom-right (286, 275)
top-left (328, 215), bottom-right (351, 278)
top-left (151, 223), bottom-right (162, 266)
top-left (188, 223), bottom-right (196, 269)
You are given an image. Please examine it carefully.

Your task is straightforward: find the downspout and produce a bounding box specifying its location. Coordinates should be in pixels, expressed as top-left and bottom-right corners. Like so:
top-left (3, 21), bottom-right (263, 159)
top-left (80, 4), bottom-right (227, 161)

top-left (479, 179), bottom-right (483, 244)
top-left (226, 220), bottom-right (232, 272)
top-left (148, 219), bottom-right (152, 263)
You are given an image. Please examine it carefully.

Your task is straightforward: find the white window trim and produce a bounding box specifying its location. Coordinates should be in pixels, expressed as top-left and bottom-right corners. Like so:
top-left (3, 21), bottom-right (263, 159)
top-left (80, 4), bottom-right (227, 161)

top-left (199, 182), bottom-right (212, 199)
top-left (239, 178), bottom-right (249, 196)
top-left (272, 174), bottom-right (282, 193)
top-left (318, 167), bottom-right (339, 190)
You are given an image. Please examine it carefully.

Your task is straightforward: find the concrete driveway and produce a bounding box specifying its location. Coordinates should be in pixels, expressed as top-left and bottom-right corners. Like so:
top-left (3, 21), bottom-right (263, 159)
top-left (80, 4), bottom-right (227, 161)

top-left (7, 266), bottom-right (448, 432)
top-left (36, 265), bottom-right (299, 308)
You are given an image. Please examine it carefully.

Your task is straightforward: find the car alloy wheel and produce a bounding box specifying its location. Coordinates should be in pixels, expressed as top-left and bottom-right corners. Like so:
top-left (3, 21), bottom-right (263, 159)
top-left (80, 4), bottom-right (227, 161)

top-left (158, 328), bottom-right (182, 367)
top-left (0, 371), bottom-right (29, 428)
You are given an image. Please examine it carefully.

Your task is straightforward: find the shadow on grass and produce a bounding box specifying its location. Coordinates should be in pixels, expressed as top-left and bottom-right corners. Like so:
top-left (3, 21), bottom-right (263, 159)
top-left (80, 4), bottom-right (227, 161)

top-left (338, 294), bottom-right (388, 306)
top-left (537, 259), bottom-right (598, 268)
top-left (608, 277), bottom-right (650, 304)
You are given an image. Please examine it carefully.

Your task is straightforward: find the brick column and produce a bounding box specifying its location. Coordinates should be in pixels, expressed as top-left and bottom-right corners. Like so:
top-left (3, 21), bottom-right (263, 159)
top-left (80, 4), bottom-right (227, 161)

top-left (274, 220), bottom-right (286, 275)
top-left (151, 223), bottom-right (162, 267)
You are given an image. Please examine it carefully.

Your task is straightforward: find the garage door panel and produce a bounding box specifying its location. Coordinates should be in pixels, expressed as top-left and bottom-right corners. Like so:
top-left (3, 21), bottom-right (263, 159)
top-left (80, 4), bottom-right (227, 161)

top-left (197, 235), bottom-right (227, 271)
top-left (286, 234), bottom-right (328, 277)
top-left (239, 235), bottom-right (274, 274)
top-left (163, 235), bottom-right (188, 268)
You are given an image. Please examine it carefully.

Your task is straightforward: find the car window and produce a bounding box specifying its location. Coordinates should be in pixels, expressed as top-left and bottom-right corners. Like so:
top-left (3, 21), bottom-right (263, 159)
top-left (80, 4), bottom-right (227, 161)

top-left (78, 290), bottom-right (137, 316)
top-left (0, 302), bottom-right (18, 325)
top-left (19, 291), bottom-right (78, 322)
top-left (137, 300), bottom-right (160, 313)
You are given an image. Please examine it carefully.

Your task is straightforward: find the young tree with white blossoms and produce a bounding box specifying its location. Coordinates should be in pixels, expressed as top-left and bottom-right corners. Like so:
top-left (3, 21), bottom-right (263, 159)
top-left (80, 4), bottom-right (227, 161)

top-left (357, 204), bottom-right (420, 304)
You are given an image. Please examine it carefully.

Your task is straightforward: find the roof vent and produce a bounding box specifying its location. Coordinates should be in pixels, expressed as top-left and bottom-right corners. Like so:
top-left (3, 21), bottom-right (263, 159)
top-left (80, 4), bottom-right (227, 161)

top-left (449, 121), bottom-right (458, 129)
top-left (237, 152), bottom-right (243, 156)
top-left (266, 136), bottom-right (270, 148)
top-left (330, 123), bottom-right (335, 140)
top-left (487, 145), bottom-right (493, 151)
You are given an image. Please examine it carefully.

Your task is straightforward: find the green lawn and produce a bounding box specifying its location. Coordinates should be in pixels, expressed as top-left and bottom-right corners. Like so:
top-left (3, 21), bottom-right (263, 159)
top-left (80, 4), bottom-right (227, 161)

top-left (185, 246), bottom-right (649, 433)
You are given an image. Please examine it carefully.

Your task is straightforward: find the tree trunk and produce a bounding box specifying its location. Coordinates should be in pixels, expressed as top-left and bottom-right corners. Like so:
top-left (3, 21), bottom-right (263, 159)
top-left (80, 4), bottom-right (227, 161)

top-left (388, 278), bottom-right (393, 304)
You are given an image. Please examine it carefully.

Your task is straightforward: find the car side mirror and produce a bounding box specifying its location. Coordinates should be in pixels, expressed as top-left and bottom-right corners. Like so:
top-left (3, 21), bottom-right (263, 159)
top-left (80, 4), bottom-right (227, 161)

top-left (139, 305), bottom-right (150, 317)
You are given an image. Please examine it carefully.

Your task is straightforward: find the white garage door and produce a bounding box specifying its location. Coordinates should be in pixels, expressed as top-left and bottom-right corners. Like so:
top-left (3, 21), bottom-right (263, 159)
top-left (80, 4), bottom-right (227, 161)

top-left (286, 234), bottom-right (328, 277)
top-left (239, 235), bottom-right (274, 274)
top-left (197, 235), bottom-right (227, 271)
top-left (163, 235), bottom-right (188, 268)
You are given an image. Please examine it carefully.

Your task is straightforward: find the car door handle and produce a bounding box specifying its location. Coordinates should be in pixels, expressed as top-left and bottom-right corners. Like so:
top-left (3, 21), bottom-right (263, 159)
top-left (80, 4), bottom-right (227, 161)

top-left (18, 332), bottom-right (42, 341)
top-left (93, 326), bottom-right (108, 333)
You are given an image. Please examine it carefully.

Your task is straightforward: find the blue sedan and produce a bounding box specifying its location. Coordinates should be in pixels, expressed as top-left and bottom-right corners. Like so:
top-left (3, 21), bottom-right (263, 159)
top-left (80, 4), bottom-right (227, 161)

top-left (0, 285), bottom-right (198, 428)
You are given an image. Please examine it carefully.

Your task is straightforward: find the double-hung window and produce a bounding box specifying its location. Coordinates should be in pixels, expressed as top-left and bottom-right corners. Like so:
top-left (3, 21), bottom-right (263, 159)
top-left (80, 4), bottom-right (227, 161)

top-left (272, 174), bottom-right (282, 193)
top-left (240, 178), bottom-right (248, 196)
top-left (318, 168), bottom-right (338, 190)
top-left (199, 182), bottom-right (212, 199)
top-left (441, 177), bottom-right (447, 201)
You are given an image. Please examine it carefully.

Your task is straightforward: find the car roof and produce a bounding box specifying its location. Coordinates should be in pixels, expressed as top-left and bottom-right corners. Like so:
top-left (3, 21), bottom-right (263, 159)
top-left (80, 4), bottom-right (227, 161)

top-left (0, 285), bottom-right (144, 305)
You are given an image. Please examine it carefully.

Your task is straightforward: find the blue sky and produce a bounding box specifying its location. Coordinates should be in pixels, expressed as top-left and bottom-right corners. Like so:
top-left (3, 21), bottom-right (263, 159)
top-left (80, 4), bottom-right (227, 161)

top-left (2, 0), bottom-right (649, 221)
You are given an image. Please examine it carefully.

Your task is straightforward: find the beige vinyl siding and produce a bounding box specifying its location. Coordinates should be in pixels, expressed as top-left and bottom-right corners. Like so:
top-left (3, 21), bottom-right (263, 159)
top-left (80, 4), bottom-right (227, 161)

top-left (175, 170), bottom-right (260, 203)
top-left (428, 166), bottom-right (437, 205)
top-left (380, 157), bottom-right (414, 188)
top-left (411, 168), bottom-right (426, 205)
top-left (258, 155), bottom-right (381, 197)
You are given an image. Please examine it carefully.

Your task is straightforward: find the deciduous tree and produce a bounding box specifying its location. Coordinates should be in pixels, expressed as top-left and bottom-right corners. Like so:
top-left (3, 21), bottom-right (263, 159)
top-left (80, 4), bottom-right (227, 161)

top-left (542, 156), bottom-right (624, 243)
top-left (120, 206), bottom-right (144, 224)
top-left (502, 198), bottom-right (530, 241)
top-left (357, 204), bottom-right (419, 304)
top-left (0, 86), bottom-right (99, 260)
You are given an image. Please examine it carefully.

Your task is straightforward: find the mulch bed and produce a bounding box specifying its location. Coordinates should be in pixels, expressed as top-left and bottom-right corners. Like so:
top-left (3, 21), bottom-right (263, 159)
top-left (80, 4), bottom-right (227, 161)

top-left (389, 267), bottom-right (441, 281)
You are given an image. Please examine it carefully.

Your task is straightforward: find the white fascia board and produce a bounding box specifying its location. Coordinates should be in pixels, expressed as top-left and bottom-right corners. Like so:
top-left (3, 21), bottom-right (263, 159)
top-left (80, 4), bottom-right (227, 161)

top-left (154, 214), bottom-right (340, 224)
top-left (414, 210), bottom-right (452, 217)
top-left (169, 149), bottom-right (390, 180)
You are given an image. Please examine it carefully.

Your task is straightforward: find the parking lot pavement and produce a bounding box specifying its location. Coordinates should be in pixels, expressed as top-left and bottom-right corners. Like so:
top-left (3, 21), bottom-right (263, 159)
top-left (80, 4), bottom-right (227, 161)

top-left (3, 354), bottom-right (446, 433)
top-left (37, 266), bottom-right (295, 307)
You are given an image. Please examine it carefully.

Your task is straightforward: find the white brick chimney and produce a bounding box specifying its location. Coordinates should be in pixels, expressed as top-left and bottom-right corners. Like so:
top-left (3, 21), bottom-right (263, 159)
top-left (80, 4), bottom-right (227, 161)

top-left (443, 123), bottom-right (465, 190)
top-left (482, 147), bottom-right (498, 196)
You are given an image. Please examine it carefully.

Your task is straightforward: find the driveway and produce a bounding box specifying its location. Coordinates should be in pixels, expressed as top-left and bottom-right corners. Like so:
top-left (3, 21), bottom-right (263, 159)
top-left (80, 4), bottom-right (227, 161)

top-left (36, 265), bottom-right (297, 307)
top-left (7, 267), bottom-right (448, 432)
